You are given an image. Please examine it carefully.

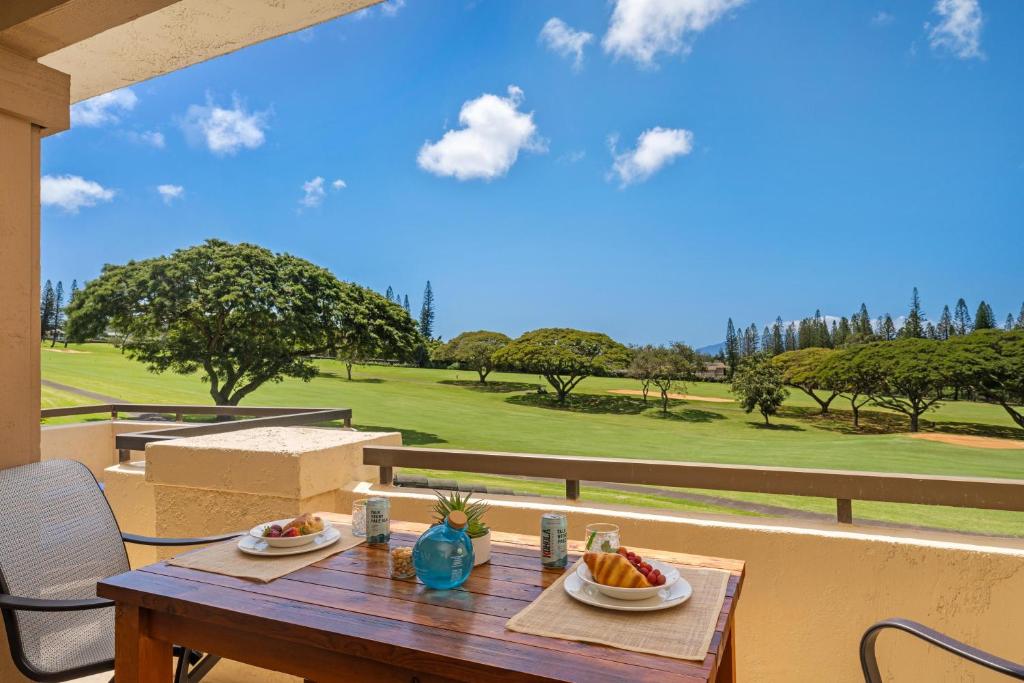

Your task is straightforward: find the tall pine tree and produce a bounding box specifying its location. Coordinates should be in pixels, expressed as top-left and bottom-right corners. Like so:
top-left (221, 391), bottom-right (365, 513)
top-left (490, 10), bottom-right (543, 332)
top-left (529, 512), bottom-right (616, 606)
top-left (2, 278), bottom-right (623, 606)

top-left (784, 323), bottom-right (797, 351)
top-left (403, 294), bottom-right (411, 316)
top-left (418, 281), bottom-right (435, 338)
top-left (953, 298), bottom-right (971, 335)
top-left (65, 280), bottom-right (79, 347)
top-left (724, 318), bottom-right (740, 377)
top-left (973, 301), bottom-right (996, 330)
top-left (902, 287), bottom-right (924, 338)
top-left (771, 317), bottom-right (784, 355)
top-left (1016, 302), bottom-right (1024, 330)
top-left (40, 280), bottom-right (55, 339)
top-left (936, 305), bottom-right (953, 340)
top-left (881, 314), bottom-right (897, 341)
top-left (385, 285), bottom-right (394, 302)
top-left (51, 281), bottom-right (64, 346)
top-left (1005, 314), bottom-right (1015, 331)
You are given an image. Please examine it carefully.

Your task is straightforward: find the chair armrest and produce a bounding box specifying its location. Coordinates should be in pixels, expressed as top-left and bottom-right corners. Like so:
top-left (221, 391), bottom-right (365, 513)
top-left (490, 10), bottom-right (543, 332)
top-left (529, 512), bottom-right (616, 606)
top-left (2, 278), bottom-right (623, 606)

top-left (861, 618), bottom-right (1024, 682)
top-left (121, 531), bottom-right (243, 547)
top-left (0, 593), bottom-right (113, 612)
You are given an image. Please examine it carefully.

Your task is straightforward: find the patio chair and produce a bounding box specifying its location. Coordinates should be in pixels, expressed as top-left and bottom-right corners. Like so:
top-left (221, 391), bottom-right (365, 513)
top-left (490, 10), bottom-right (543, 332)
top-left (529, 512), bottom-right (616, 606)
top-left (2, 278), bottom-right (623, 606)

top-left (0, 459), bottom-right (242, 683)
top-left (861, 618), bottom-right (1024, 682)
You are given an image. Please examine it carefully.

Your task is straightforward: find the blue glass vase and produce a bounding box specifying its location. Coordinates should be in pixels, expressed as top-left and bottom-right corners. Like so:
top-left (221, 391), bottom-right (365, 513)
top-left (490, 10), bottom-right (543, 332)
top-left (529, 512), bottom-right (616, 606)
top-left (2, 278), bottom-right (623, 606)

top-left (412, 511), bottom-right (474, 589)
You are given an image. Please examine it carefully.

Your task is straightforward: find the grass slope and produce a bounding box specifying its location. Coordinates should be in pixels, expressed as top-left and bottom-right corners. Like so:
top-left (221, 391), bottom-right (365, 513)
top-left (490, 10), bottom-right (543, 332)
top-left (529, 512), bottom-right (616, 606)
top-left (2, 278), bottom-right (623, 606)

top-left (41, 343), bottom-right (1024, 536)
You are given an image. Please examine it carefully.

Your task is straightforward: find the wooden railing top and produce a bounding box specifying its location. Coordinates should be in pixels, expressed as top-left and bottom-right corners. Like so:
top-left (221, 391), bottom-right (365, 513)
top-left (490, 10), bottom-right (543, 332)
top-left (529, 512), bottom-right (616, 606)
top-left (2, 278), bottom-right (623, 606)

top-left (363, 445), bottom-right (1024, 520)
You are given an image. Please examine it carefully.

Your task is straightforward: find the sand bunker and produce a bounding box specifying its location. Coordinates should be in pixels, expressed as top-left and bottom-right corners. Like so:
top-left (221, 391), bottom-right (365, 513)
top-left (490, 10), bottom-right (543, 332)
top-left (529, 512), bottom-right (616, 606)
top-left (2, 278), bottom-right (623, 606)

top-left (907, 433), bottom-right (1024, 450)
top-left (608, 389), bottom-right (733, 403)
top-left (42, 348), bottom-right (89, 354)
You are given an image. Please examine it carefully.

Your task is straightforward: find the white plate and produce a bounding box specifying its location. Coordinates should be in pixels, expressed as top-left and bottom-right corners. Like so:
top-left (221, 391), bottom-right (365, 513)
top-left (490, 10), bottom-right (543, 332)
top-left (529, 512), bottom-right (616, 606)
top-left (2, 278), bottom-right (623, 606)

top-left (564, 570), bottom-right (692, 612)
top-left (577, 559), bottom-right (680, 601)
top-left (249, 518), bottom-right (333, 548)
top-left (238, 525), bottom-right (342, 557)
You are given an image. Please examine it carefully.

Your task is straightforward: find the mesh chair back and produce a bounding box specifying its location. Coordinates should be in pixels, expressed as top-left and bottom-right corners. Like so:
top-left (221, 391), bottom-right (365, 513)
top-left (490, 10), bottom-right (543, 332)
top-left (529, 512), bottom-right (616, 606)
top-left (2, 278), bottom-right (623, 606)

top-left (0, 460), bottom-right (129, 678)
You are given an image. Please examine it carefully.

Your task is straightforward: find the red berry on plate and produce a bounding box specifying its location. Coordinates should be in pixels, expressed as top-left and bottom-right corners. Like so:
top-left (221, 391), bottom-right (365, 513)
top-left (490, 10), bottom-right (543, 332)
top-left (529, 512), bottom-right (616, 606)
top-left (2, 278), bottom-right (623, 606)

top-left (656, 574), bottom-right (667, 586)
top-left (282, 528), bottom-right (300, 537)
top-left (270, 524), bottom-right (282, 532)
top-left (640, 562), bottom-right (652, 572)
top-left (617, 547), bottom-right (629, 557)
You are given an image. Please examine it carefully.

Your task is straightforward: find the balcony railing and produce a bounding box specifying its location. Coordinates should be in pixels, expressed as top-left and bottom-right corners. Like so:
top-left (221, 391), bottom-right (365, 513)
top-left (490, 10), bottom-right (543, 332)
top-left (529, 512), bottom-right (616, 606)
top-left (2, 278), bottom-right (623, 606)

top-left (363, 445), bottom-right (1024, 525)
top-left (41, 403), bottom-right (352, 461)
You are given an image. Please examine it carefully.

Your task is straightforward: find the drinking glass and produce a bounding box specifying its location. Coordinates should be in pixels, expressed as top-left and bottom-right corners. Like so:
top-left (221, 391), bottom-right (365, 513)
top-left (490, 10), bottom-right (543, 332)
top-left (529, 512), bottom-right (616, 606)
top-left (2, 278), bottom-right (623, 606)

top-left (351, 498), bottom-right (368, 537)
top-left (584, 522), bottom-right (620, 553)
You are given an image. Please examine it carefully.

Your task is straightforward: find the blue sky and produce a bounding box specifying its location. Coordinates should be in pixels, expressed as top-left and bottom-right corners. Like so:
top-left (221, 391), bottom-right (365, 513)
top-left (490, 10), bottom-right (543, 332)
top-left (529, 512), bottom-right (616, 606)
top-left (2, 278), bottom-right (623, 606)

top-left (41, 0), bottom-right (1023, 347)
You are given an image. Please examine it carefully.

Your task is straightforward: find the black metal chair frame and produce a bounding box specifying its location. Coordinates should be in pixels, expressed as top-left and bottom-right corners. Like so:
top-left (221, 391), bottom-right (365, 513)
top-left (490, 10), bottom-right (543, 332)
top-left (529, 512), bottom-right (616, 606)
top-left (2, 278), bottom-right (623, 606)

top-left (0, 462), bottom-right (242, 683)
top-left (861, 618), bottom-right (1024, 682)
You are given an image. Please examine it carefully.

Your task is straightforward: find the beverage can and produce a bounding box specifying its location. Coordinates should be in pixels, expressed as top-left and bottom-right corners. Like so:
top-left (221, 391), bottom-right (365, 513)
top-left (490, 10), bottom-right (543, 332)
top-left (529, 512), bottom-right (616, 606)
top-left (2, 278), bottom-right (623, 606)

top-left (540, 512), bottom-right (568, 568)
top-left (366, 496), bottom-right (391, 546)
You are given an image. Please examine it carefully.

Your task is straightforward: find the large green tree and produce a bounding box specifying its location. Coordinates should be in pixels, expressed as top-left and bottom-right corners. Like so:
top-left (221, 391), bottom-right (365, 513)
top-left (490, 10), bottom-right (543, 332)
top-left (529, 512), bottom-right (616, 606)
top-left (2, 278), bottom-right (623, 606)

top-left (66, 239), bottom-right (414, 405)
top-left (855, 338), bottom-right (950, 432)
top-left (771, 348), bottom-right (838, 414)
top-left (336, 286), bottom-right (420, 380)
top-left (431, 330), bottom-right (511, 383)
top-left (731, 354), bottom-right (788, 425)
top-left (901, 287), bottom-right (925, 339)
top-left (948, 330), bottom-right (1024, 431)
top-left (818, 345), bottom-right (880, 428)
top-left (649, 343), bottom-right (699, 413)
top-left (973, 301), bottom-right (996, 330)
top-left (492, 328), bottom-right (630, 402)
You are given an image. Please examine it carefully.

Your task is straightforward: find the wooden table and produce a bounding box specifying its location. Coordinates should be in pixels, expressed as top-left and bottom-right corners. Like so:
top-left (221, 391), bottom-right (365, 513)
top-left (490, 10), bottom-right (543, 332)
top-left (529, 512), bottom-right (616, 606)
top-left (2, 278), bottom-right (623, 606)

top-left (98, 515), bottom-right (745, 683)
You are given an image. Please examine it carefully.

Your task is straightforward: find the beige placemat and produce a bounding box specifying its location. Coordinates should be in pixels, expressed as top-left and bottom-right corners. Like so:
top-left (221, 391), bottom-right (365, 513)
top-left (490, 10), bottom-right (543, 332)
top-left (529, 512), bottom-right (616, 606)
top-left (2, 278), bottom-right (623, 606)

top-left (507, 560), bottom-right (730, 661)
top-left (167, 525), bottom-right (364, 583)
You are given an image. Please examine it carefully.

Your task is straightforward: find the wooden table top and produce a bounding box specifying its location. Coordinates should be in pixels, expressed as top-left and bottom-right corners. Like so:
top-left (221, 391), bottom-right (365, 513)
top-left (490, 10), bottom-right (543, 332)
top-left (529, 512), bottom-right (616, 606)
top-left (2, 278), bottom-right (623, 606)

top-left (98, 514), bottom-right (745, 683)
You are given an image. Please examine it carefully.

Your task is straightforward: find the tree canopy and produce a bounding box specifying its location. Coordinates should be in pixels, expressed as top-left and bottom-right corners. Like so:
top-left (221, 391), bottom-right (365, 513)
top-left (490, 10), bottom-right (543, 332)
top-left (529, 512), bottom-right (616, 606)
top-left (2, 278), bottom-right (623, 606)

top-left (492, 328), bottom-right (630, 402)
top-left (335, 284), bottom-right (420, 380)
top-left (66, 239), bottom-right (418, 405)
top-left (771, 348), bottom-right (838, 414)
top-left (431, 330), bottom-right (511, 383)
top-left (948, 330), bottom-right (1024, 430)
top-left (851, 338), bottom-right (949, 431)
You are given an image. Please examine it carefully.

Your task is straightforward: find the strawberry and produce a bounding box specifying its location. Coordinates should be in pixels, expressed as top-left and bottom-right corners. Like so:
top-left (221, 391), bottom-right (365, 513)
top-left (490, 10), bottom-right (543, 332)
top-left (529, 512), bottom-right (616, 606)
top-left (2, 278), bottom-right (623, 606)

top-left (282, 527), bottom-right (300, 537)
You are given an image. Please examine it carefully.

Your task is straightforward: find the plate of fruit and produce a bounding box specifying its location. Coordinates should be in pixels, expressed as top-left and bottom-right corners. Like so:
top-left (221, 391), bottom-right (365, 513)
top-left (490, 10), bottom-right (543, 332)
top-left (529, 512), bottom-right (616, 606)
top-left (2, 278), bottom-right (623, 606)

top-left (249, 513), bottom-right (332, 548)
top-left (566, 547), bottom-right (689, 611)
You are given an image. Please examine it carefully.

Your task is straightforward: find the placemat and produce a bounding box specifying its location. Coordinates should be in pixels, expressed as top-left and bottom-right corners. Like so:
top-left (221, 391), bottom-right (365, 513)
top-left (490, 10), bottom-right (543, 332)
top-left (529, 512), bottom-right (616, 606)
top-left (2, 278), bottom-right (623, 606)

top-left (507, 560), bottom-right (730, 661)
top-left (167, 525), bottom-right (364, 583)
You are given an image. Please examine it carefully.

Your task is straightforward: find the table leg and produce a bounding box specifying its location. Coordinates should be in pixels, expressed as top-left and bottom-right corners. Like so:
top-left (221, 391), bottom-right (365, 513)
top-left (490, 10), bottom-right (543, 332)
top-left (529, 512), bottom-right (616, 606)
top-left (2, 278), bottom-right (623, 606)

top-left (114, 603), bottom-right (173, 683)
top-left (715, 624), bottom-right (737, 683)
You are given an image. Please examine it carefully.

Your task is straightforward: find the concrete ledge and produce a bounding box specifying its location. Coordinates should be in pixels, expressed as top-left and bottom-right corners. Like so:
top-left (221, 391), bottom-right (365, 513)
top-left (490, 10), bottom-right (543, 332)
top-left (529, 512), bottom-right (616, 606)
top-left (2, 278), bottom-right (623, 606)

top-left (145, 427), bottom-right (400, 497)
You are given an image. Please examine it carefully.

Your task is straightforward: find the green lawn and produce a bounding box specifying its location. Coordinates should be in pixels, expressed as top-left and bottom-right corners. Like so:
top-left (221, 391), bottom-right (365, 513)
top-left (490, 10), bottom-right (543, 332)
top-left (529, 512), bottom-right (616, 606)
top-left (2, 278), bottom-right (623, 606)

top-left (41, 343), bottom-right (1024, 536)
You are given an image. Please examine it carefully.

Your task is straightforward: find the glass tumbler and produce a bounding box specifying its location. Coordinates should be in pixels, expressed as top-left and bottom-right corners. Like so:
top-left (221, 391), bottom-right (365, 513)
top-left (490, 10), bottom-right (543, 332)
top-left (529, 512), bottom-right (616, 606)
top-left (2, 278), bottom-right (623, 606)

top-left (351, 498), bottom-right (368, 537)
top-left (584, 522), bottom-right (620, 553)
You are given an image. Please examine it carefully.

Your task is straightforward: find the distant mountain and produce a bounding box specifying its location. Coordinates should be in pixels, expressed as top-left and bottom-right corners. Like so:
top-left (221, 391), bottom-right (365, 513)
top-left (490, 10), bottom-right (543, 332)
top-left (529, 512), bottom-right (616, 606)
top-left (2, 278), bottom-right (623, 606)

top-left (696, 341), bottom-right (724, 356)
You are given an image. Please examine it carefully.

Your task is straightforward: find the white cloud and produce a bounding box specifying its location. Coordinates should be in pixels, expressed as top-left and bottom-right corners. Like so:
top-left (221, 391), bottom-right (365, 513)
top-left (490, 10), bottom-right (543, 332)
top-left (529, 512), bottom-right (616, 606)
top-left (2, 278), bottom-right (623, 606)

top-left (928, 0), bottom-right (983, 59)
top-left (290, 27), bottom-right (315, 43)
top-left (41, 175), bottom-right (115, 213)
top-left (381, 0), bottom-right (405, 17)
top-left (603, 0), bottom-right (746, 67)
top-left (156, 184), bottom-right (184, 204)
top-left (70, 88), bottom-right (138, 127)
top-left (609, 127), bottom-right (693, 187)
top-left (332, 179), bottom-right (347, 190)
top-left (125, 130), bottom-right (165, 148)
top-left (182, 95), bottom-right (269, 155)
top-left (557, 149), bottom-right (587, 164)
top-left (300, 177), bottom-right (327, 208)
top-left (418, 85), bottom-right (545, 181)
top-left (539, 18), bottom-right (594, 70)
top-left (871, 11), bottom-right (894, 27)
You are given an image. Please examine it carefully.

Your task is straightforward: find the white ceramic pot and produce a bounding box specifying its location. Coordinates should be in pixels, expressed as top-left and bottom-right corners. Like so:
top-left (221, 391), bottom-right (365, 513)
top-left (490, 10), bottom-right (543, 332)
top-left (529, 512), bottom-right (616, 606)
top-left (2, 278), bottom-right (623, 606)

top-left (471, 531), bottom-right (491, 566)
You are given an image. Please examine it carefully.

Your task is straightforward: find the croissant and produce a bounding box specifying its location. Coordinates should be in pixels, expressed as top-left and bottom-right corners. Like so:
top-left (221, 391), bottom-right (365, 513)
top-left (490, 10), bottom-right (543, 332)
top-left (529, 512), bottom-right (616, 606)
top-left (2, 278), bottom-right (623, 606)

top-left (584, 552), bottom-right (652, 588)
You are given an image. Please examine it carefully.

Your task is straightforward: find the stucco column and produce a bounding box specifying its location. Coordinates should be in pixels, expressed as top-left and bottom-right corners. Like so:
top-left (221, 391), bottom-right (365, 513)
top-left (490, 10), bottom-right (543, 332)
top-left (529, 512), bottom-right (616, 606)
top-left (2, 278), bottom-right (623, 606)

top-left (0, 47), bottom-right (69, 469)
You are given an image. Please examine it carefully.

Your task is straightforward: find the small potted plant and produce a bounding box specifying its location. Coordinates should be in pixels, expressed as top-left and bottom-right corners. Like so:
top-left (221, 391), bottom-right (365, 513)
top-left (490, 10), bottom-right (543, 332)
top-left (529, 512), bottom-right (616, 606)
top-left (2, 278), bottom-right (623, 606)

top-left (431, 490), bottom-right (491, 566)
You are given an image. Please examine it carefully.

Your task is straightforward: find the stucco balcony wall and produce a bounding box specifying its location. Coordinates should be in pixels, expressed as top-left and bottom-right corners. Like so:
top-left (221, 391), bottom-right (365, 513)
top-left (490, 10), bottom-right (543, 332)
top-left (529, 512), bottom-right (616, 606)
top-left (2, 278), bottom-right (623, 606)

top-left (40, 419), bottom-right (177, 481)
